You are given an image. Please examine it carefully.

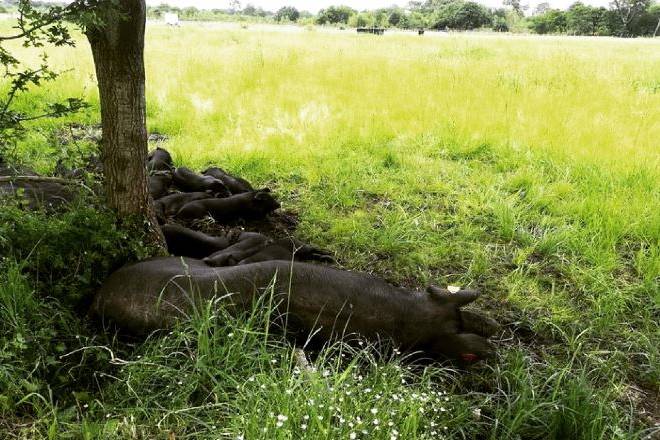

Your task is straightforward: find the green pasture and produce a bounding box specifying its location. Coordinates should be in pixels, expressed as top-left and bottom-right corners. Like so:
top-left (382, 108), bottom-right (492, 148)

top-left (1, 24), bottom-right (659, 438)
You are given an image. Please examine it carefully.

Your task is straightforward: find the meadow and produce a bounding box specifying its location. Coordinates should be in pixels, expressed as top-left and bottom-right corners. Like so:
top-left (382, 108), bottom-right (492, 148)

top-left (1, 23), bottom-right (659, 438)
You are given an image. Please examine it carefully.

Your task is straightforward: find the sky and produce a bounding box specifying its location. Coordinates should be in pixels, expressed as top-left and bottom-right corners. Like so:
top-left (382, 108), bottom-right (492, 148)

top-left (145, 0), bottom-right (612, 13)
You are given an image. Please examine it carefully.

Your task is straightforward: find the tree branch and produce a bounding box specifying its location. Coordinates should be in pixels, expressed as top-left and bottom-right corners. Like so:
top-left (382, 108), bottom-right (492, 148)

top-left (0, 0), bottom-right (92, 42)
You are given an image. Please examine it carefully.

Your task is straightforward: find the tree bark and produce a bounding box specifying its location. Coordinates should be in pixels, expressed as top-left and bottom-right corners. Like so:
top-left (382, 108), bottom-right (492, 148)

top-left (86, 0), bottom-right (164, 248)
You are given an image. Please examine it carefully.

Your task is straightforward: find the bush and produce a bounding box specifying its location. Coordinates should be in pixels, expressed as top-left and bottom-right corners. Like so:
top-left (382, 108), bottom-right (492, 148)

top-left (0, 196), bottom-right (153, 308)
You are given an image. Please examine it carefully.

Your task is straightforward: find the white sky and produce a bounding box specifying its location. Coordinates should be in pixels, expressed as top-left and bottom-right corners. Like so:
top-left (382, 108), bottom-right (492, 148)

top-left (146, 0), bottom-right (612, 13)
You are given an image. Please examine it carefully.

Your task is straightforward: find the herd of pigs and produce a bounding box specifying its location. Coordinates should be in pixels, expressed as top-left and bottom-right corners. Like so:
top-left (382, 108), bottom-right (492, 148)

top-left (2, 148), bottom-right (499, 364)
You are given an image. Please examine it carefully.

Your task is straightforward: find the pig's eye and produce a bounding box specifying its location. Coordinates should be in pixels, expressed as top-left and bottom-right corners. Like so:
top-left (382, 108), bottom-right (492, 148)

top-left (460, 353), bottom-right (479, 362)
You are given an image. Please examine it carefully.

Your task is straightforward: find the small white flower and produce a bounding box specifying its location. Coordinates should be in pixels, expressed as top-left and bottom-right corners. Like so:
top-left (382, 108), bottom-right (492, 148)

top-left (349, 433), bottom-right (357, 440)
top-left (228, 333), bottom-right (234, 337)
top-left (370, 408), bottom-right (378, 415)
top-left (301, 424), bottom-right (307, 430)
top-left (276, 421), bottom-right (283, 428)
top-left (317, 415), bottom-right (324, 421)
top-left (277, 414), bottom-right (288, 422)
top-left (373, 419), bottom-right (380, 425)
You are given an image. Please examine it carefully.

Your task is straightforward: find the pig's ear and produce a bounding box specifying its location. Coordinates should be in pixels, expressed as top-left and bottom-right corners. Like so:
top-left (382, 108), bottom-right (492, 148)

top-left (259, 187), bottom-right (272, 193)
top-left (427, 285), bottom-right (480, 306)
top-left (254, 191), bottom-right (273, 201)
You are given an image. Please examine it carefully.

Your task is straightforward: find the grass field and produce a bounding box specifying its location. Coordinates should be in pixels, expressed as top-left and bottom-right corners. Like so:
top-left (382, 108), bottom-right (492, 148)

top-left (2, 24), bottom-right (659, 438)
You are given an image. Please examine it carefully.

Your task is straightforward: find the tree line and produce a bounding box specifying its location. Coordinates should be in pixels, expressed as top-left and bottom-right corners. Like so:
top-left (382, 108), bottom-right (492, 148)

top-left (142, 0), bottom-right (659, 37)
top-left (0, 0), bottom-right (658, 37)
top-left (529, 1), bottom-right (659, 36)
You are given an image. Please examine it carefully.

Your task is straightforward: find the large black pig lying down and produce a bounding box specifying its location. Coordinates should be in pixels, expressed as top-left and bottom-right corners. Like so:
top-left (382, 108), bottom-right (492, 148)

top-left (92, 257), bottom-right (499, 363)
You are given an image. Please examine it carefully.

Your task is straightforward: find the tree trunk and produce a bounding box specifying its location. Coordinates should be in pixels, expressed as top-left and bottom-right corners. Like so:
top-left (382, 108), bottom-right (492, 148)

top-left (86, 0), bottom-right (164, 248)
top-left (654, 17), bottom-right (660, 37)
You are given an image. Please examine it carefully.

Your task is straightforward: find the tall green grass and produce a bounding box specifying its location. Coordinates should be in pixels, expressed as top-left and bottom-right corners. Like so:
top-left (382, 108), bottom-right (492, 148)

top-left (1, 23), bottom-right (659, 438)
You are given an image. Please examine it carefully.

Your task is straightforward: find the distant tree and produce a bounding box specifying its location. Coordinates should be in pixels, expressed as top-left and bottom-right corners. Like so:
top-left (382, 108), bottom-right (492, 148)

top-left (534, 2), bottom-right (551, 15)
top-left (566, 2), bottom-right (598, 34)
top-left (275, 6), bottom-right (299, 22)
top-left (503, 0), bottom-right (527, 16)
top-left (636, 3), bottom-right (660, 35)
top-left (244, 6), bottom-right (270, 18)
top-left (242, 4), bottom-right (257, 16)
top-left (229, 0), bottom-right (241, 13)
top-left (492, 8), bottom-right (510, 30)
top-left (610, 0), bottom-right (651, 35)
top-left (349, 12), bottom-right (372, 27)
top-left (529, 9), bottom-right (567, 33)
top-left (316, 5), bottom-right (356, 25)
top-left (431, 1), bottom-right (492, 30)
top-left (407, 11), bottom-right (429, 28)
top-left (388, 8), bottom-right (404, 26)
top-left (181, 6), bottom-right (199, 19)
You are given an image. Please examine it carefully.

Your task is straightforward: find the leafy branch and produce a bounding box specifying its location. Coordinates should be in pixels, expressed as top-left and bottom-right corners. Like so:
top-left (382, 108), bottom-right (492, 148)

top-left (0, 0), bottom-right (102, 159)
